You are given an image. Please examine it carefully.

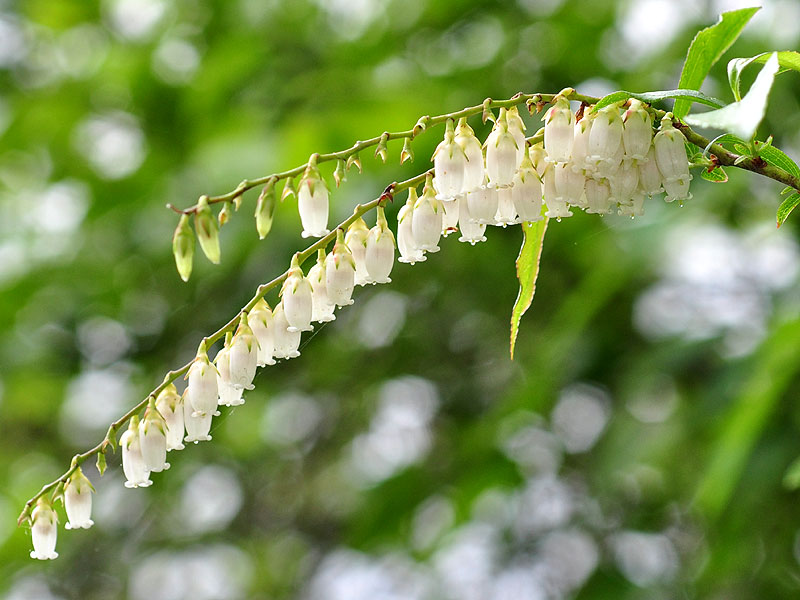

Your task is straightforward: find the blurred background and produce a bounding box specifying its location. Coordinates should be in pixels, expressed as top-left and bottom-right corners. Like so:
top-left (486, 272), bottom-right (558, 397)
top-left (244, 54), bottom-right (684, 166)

top-left (2, 0), bottom-right (800, 598)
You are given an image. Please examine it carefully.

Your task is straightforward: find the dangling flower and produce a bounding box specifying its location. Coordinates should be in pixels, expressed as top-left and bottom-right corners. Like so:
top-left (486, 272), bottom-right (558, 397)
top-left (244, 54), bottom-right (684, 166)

top-left (543, 95), bottom-right (574, 163)
top-left (440, 199), bottom-right (459, 237)
top-left (297, 157), bottom-right (330, 238)
top-left (609, 163), bottom-right (639, 207)
top-left (466, 181), bottom-right (499, 225)
top-left (365, 206), bottom-right (395, 284)
top-left (229, 313), bottom-right (258, 390)
top-left (64, 467), bottom-right (94, 530)
top-left (457, 196), bottom-right (487, 244)
top-left (543, 165), bottom-right (573, 219)
top-left (155, 383), bottom-right (185, 451)
top-left (506, 106), bottom-right (528, 168)
top-left (485, 109), bottom-right (519, 189)
top-left (308, 249), bottom-right (337, 322)
top-left (493, 187), bottom-right (518, 227)
top-left (122, 416), bottom-right (152, 488)
top-left (622, 99), bottom-right (653, 163)
top-left (529, 142), bottom-right (548, 178)
top-left (139, 398), bottom-right (170, 474)
top-left (183, 390), bottom-right (212, 443)
top-left (570, 113), bottom-right (594, 173)
top-left (512, 153), bottom-right (544, 222)
top-left (186, 343), bottom-right (219, 418)
top-left (280, 254), bottom-right (314, 332)
top-left (455, 118), bottom-right (485, 194)
top-left (325, 228), bottom-right (356, 307)
top-left (397, 188), bottom-right (426, 265)
top-left (595, 140), bottom-right (624, 180)
top-left (638, 146), bottom-right (664, 196)
top-left (588, 104), bottom-right (623, 169)
top-left (215, 334), bottom-right (244, 407)
top-left (554, 162), bottom-right (586, 208)
top-left (654, 114), bottom-right (692, 203)
top-left (432, 118), bottom-right (467, 200)
top-left (30, 497), bottom-right (58, 560)
top-left (584, 178), bottom-right (612, 214)
top-left (345, 217), bottom-right (370, 286)
top-left (412, 175), bottom-right (443, 252)
top-left (248, 299), bottom-right (276, 367)
top-left (619, 192), bottom-right (646, 217)
top-left (272, 301), bottom-right (301, 359)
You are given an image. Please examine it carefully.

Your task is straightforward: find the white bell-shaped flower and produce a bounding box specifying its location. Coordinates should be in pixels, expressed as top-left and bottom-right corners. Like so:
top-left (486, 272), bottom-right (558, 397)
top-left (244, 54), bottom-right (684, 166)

top-left (441, 199), bottom-right (459, 237)
top-left (595, 139), bottom-right (624, 180)
top-left (455, 118), bottom-right (485, 194)
top-left (457, 196), bottom-right (487, 244)
top-left (229, 314), bottom-right (258, 390)
top-left (122, 416), bottom-right (152, 488)
top-left (64, 467), bottom-right (94, 530)
top-left (345, 217), bottom-right (370, 286)
top-left (609, 163), bottom-right (639, 206)
top-left (155, 383), bottom-right (185, 451)
top-left (622, 99), bottom-right (653, 162)
top-left (570, 114), bottom-right (594, 173)
top-left (654, 114), bottom-right (692, 203)
top-left (365, 206), bottom-right (395, 284)
top-left (485, 109), bottom-right (519, 189)
top-left (397, 188), bottom-right (426, 265)
top-left (543, 166), bottom-right (572, 219)
top-left (543, 96), bottom-right (574, 163)
top-left (466, 182), bottom-right (499, 225)
top-left (280, 255), bottom-right (314, 332)
top-left (529, 142), bottom-right (548, 178)
top-left (619, 192), bottom-right (646, 217)
top-left (297, 160), bottom-right (330, 238)
top-left (30, 498), bottom-right (58, 560)
top-left (272, 301), bottom-right (301, 359)
top-left (507, 106), bottom-right (528, 168)
top-left (638, 146), bottom-right (664, 196)
top-left (588, 104), bottom-right (623, 169)
top-left (512, 153), bottom-right (544, 222)
top-left (308, 249), bottom-right (337, 321)
top-left (432, 118), bottom-right (467, 200)
top-left (325, 228), bottom-right (356, 307)
top-left (585, 178), bottom-right (612, 214)
top-left (186, 345), bottom-right (218, 418)
top-left (412, 176), bottom-right (443, 252)
top-left (554, 162), bottom-right (585, 208)
top-left (215, 337), bottom-right (243, 407)
top-left (183, 391), bottom-right (212, 443)
top-left (248, 299), bottom-right (276, 367)
top-left (139, 400), bottom-right (169, 473)
top-left (493, 187), bottom-right (518, 227)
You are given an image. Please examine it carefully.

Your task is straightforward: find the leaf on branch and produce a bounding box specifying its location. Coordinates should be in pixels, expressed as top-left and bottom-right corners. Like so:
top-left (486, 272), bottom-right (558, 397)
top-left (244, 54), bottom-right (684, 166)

top-left (674, 6), bottom-right (760, 118)
top-left (684, 53), bottom-right (780, 142)
top-left (758, 144), bottom-right (800, 179)
top-left (701, 166), bottom-right (728, 183)
top-left (510, 215), bottom-right (548, 360)
top-left (730, 51), bottom-right (800, 100)
top-left (592, 89), bottom-right (725, 113)
top-left (776, 192), bottom-right (800, 228)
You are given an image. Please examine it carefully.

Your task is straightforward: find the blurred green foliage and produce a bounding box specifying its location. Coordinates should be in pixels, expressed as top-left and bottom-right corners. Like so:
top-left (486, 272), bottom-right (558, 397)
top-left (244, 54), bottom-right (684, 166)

top-left (3, 0), bottom-right (800, 598)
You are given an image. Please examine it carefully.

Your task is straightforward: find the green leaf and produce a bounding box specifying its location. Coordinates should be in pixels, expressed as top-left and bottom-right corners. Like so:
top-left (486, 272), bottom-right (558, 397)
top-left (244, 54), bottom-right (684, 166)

top-left (684, 53), bottom-right (780, 141)
top-left (701, 166), bottom-right (728, 183)
top-left (757, 144), bottom-right (800, 179)
top-left (731, 51), bottom-right (800, 100)
top-left (783, 455), bottom-right (800, 490)
top-left (592, 89), bottom-right (725, 113)
top-left (510, 215), bottom-right (548, 359)
top-left (674, 7), bottom-right (760, 119)
top-left (776, 192), bottom-right (800, 227)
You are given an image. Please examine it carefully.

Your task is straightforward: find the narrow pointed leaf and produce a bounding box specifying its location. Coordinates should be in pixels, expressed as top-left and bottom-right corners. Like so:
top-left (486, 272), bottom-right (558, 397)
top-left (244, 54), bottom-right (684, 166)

top-left (510, 215), bottom-right (548, 359)
top-left (592, 89), bottom-right (725, 113)
top-left (732, 51), bottom-right (800, 101)
top-left (701, 166), bottom-right (728, 182)
top-left (674, 6), bottom-right (760, 118)
top-left (776, 192), bottom-right (800, 227)
top-left (757, 144), bottom-right (800, 179)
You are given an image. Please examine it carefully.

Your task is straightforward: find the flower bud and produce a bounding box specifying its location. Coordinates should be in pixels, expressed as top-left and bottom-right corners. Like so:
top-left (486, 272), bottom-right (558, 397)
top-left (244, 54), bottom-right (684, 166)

top-left (397, 188), bottom-right (426, 265)
top-left (543, 166), bottom-right (573, 219)
top-left (466, 182), bottom-right (499, 225)
top-left (455, 118), bottom-right (485, 194)
top-left (325, 229), bottom-right (356, 307)
top-left (248, 299), bottom-right (276, 367)
top-left (432, 119), bottom-right (467, 200)
top-left (172, 214), bottom-right (194, 282)
top-left (255, 180), bottom-right (277, 239)
top-left (272, 301), bottom-right (301, 359)
top-left (345, 218), bottom-right (370, 286)
top-left (139, 398), bottom-right (169, 473)
top-left (346, 153), bottom-right (362, 173)
top-left (280, 255), bottom-right (314, 332)
top-left (183, 390), bottom-right (212, 443)
top-left (297, 159), bottom-right (330, 238)
top-left (30, 498), bottom-right (58, 560)
top-left (400, 137), bottom-right (414, 164)
top-left (493, 187), bottom-right (518, 227)
top-left (309, 249), bottom-right (337, 322)
top-left (440, 199), bottom-right (459, 237)
top-left (186, 344), bottom-right (219, 418)
top-left (412, 175), bottom-right (443, 252)
top-left (588, 105), bottom-right (623, 169)
top-left (122, 416), bottom-right (152, 488)
top-left (229, 313), bottom-right (258, 390)
top-left (375, 132), bottom-right (389, 163)
top-left (512, 154), bottom-right (545, 222)
top-left (280, 177), bottom-right (296, 202)
top-left (543, 96), bottom-right (574, 163)
top-left (64, 468), bottom-right (94, 530)
top-left (333, 159), bottom-right (346, 187)
top-left (218, 202), bottom-right (232, 226)
top-left (194, 195), bottom-right (221, 264)
top-left (365, 207), bottom-right (395, 284)
top-left (155, 383), bottom-right (185, 451)
top-left (622, 99), bottom-right (653, 162)
top-left (485, 109), bottom-right (519, 189)
top-left (457, 196), bottom-right (487, 244)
